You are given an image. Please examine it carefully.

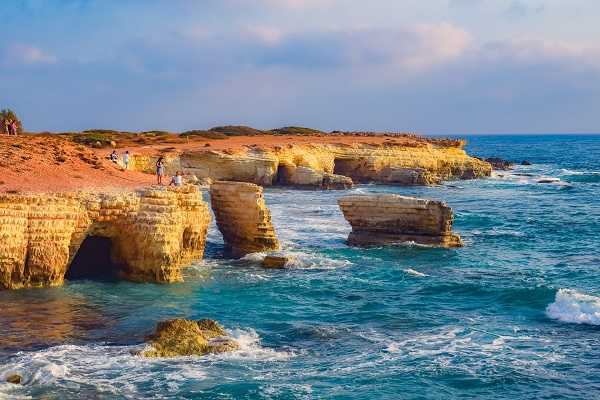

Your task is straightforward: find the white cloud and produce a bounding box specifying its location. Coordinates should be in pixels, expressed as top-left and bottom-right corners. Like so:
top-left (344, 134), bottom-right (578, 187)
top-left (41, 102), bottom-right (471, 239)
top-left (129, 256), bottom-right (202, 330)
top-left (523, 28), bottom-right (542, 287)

top-left (4, 44), bottom-right (57, 66)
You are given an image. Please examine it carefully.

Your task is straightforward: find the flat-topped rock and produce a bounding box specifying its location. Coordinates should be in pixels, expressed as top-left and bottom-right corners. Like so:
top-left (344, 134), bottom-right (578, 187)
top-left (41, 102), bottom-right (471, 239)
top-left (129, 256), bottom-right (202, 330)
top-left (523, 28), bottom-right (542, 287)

top-left (210, 181), bottom-right (280, 257)
top-left (338, 194), bottom-right (463, 248)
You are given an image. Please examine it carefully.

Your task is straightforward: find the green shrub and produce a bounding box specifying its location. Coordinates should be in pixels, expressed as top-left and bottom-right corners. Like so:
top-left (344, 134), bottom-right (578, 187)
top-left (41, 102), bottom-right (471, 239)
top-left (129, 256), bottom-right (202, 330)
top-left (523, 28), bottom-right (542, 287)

top-left (208, 125), bottom-right (265, 136)
top-left (270, 126), bottom-right (323, 136)
top-left (180, 130), bottom-right (228, 140)
top-left (139, 130), bottom-right (171, 137)
top-left (73, 133), bottom-right (114, 147)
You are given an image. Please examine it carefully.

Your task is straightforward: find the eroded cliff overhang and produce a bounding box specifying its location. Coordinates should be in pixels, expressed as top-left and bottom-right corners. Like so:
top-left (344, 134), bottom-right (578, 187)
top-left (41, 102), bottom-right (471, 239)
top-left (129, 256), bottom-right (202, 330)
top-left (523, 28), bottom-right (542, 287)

top-left (0, 186), bottom-right (211, 290)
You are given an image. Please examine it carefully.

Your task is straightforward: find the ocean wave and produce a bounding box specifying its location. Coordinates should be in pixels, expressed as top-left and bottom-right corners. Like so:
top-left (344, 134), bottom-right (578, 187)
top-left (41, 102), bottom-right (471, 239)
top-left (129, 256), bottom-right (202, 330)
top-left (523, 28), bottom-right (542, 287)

top-left (219, 328), bottom-right (294, 361)
top-left (0, 329), bottom-right (291, 398)
top-left (469, 228), bottom-right (527, 238)
top-left (403, 268), bottom-right (428, 277)
top-left (546, 289), bottom-right (600, 325)
top-left (240, 250), bottom-right (353, 271)
top-left (559, 169), bottom-right (600, 183)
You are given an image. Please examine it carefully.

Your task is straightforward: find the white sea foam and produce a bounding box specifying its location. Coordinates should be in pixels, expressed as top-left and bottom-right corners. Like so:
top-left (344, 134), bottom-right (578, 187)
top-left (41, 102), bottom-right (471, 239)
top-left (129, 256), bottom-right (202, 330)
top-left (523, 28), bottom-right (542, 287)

top-left (219, 328), bottom-right (294, 361)
top-left (0, 328), bottom-right (292, 398)
top-left (546, 289), bottom-right (600, 325)
top-left (239, 250), bottom-right (352, 271)
top-left (403, 268), bottom-right (428, 277)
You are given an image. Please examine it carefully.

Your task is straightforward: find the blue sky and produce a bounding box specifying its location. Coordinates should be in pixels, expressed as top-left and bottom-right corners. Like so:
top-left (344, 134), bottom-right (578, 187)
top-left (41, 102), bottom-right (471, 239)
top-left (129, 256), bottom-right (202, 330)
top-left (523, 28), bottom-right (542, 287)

top-left (1, 0), bottom-right (599, 134)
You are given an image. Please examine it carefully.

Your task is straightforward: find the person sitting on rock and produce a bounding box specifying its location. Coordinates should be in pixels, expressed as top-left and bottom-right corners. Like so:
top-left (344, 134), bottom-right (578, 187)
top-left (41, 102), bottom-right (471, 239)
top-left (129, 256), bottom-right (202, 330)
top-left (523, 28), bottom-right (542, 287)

top-left (123, 150), bottom-right (130, 170)
top-left (169, 170), bottom-right (184, 187)
top-left (110, 150), bottom-right (118, 163)
top-left (156, 157), bottom-right (165, 185)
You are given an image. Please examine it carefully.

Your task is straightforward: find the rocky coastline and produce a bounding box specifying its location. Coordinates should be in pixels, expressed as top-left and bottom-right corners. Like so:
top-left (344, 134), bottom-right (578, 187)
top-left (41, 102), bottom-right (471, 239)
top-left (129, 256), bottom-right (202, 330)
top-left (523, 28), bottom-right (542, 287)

top-left (0, 133), bottom-right (492, 292)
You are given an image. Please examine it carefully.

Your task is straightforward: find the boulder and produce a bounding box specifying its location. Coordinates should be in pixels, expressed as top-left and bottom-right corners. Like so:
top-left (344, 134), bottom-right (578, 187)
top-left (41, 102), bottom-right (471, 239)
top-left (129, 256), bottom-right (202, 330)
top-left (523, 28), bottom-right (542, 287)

top-left (6, 374), bottom-right (22, 384)
top-left (262, 255), bottom-right (293, 269)
top-left (321, 173), bottom-right (353, 190)
top-left (210, 181), bottom-right (280, 257)
top-left (338, 194), bottom-right (463, 248)
top-left (142, 319), bottom-right (239, 358)
top-left (485, 157), bottom-right (513, 170)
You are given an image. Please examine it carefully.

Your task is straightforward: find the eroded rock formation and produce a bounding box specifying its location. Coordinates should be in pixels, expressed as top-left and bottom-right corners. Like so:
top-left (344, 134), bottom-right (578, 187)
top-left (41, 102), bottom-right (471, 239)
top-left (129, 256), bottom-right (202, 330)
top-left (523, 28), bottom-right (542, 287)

top-left (276, 163), bottom-right (353, 190)
top-left (0, 186), bottom-right (210, 289)
top-left (338, 194), bottom-right (463, 248)
top-left (142, 319), bottom-right (239, 358)
top-left (210, 181), bottom-right (279, 257)
top-left (178, 142), bottom-right (490, 187)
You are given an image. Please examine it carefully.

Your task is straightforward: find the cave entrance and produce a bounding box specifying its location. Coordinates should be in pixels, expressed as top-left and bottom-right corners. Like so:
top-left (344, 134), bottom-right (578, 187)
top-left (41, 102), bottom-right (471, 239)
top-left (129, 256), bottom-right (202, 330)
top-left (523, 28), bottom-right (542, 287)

top-left (333, 158), bottom-right (355, 181)
top-left (65, 236), bottom-right (123, 282)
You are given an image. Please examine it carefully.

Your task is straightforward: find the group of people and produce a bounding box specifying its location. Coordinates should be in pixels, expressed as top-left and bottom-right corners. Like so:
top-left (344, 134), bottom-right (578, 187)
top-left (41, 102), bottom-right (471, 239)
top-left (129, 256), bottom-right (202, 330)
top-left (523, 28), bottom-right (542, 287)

top-left (109, 152), bottom-right (183, 187)
top-left (110, 150), bottom-right (130, 169)
top-left (156, 157), bottom-right (184, 187)
top-left (2, 119), bottom-right (18, 135)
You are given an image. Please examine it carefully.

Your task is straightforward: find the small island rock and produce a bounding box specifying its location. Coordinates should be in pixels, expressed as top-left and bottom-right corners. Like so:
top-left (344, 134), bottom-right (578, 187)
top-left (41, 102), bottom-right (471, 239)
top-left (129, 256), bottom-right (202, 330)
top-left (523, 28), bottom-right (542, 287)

top-left (143, 319), bottom-right (239, 358)
top-left (262, 255), bottom-right (293, 269)
top-left (6, 374), bottom-right (22, 384)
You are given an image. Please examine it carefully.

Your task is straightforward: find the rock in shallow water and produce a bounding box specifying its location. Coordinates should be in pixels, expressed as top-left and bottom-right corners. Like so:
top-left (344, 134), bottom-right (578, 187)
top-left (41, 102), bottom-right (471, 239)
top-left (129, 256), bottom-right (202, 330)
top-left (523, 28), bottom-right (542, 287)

top-left (6, 374), bottom-right (22, 384)
top-left (142, 319), bottom-right (239, 358)
top-left (338, 194), bottom-right (463, 248)
top-left (262, 255), bottom-right (294, 269)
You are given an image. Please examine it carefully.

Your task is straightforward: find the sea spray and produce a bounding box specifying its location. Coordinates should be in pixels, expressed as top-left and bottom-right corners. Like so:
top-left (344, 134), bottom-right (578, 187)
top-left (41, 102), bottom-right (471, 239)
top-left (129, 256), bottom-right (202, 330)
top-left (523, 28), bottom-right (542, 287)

top-left (546, 289), bottom-right (600, 325)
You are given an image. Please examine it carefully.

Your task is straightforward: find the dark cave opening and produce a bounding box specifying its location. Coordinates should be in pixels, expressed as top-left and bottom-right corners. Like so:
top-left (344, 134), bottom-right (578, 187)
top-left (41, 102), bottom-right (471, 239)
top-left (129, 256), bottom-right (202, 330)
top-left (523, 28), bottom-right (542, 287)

top-left (65, 236), bottom-right (122, 281)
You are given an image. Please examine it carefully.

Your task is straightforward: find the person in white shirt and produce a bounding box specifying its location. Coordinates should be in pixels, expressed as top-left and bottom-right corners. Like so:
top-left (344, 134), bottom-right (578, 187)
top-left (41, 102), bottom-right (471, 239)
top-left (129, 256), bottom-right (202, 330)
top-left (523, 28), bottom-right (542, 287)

top-left (123, 151), bottom-right (130, 170)
top-left (169, 170), bottom-right (184, 187)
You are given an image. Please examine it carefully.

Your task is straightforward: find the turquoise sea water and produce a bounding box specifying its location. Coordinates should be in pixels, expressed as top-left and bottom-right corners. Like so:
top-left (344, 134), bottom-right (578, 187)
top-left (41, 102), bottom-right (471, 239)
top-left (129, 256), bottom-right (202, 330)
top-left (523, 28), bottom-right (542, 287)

top-left (1, 135), bottom-right (600, 399)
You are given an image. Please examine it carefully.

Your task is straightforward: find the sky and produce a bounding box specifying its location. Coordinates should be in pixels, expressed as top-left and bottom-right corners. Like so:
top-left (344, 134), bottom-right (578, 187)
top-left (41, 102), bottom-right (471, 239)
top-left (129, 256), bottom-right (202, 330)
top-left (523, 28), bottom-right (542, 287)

top-left (1, 0), bottom-right (599, 134)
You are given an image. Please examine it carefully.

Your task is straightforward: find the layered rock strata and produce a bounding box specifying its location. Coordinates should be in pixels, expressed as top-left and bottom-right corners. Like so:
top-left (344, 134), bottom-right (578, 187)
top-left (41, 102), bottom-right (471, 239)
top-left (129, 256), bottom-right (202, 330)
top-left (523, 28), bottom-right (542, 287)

top-left (276, 163), bottom-right (353, 190)
top-left (142, 319), bottom-right (239, 358)
top-left (210, 181), bottom-right (279, 257)
top-left (177, 142), bottom-right (490, 187)
top-left (338, 194), bottom-right (463, 248)
top-left (0, 185), bottom-right (210, 289)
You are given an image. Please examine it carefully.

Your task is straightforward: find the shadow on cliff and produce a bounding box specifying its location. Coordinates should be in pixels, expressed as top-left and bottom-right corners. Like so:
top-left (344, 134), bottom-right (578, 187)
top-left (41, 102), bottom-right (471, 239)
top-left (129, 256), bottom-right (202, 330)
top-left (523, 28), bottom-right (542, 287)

top-left (65, 236), bottom-right (124, 282)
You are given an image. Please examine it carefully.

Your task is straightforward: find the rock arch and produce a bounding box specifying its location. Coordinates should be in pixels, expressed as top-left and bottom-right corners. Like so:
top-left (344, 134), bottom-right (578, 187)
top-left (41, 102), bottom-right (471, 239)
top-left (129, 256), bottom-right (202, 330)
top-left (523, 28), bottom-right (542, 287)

top-left (0, 186), bottom-right (211, 290)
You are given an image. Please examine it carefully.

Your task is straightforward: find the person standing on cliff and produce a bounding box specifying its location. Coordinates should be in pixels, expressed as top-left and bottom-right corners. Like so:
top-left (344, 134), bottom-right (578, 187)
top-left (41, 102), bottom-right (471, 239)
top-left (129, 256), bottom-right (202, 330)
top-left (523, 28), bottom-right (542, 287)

top-left (2, 119), bottom-right (9, 135)
top-left (156, 157), bottom-right (165, 185)
top-left (123, 150), bottom-right (130, 170)
top-left (10, 120), bottom-right (18, 135)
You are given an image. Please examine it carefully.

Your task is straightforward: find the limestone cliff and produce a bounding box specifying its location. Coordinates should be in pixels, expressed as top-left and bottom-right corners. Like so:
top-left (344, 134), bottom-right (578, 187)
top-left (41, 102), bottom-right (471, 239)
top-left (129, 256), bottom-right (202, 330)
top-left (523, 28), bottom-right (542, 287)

top-left (178, 142), bottom-right (490, 187)
top-left (210, 181), bottom-right (279, 257)
top-left (338, 194), bottom-right (463, 248)
top-left (0, 186), bottom-right (210, 290)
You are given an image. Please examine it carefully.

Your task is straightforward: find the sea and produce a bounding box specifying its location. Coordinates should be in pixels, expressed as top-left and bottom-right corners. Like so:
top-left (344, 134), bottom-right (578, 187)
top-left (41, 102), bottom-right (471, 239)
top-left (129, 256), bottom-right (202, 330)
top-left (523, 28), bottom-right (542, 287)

top-left (1, 134), bottom-right (600, 399)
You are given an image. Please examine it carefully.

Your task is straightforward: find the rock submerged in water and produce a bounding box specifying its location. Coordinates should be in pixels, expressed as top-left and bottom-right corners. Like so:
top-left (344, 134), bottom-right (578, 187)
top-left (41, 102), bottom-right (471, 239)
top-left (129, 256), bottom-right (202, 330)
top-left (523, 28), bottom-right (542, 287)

top-left (485, 157), bottom-right (513, 170)
top-left (338, 194), bottom-right (463, 248)
top-left (142, 319), bottom-right (239, 358)
top-left (262, 255), bottom-right (294, 269)
top-left (6, 374), bottom-right (22, 384)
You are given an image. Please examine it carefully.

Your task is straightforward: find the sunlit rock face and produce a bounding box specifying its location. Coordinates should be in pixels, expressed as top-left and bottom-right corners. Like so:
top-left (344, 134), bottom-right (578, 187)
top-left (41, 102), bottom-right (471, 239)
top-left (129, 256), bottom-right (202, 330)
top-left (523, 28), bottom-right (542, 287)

top-left (179, 142), bottom-right (490, 187)
top-left (0, 185), bottom-right (211, 290)
top-left (338, 194), bottom-right (463, 248)
top-left (276, 163), bottom-right (353, 190)
top-left (209, 181), bottom-right (280, 258)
